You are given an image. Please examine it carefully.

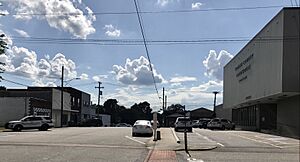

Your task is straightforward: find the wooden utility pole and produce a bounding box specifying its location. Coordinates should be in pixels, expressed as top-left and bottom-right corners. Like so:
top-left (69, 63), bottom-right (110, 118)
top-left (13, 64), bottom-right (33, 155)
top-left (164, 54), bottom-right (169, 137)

top-left (95, 82), bottom-right (104, 116)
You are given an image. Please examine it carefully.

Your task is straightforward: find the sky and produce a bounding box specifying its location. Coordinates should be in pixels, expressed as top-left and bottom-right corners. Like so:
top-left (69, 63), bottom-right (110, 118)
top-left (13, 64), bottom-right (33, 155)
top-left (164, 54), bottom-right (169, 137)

top-left (0, 0), bottom-right (297, 111)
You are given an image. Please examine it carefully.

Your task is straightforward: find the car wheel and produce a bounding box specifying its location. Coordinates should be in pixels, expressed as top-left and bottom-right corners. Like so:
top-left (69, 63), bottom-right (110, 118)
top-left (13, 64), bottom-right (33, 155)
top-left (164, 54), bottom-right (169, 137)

top-left (132, 132), bottom-right (135, 137)
top-left (175, 128), bottom-right (178, 132)
top-left (40, 124), bottom-right (48, 131)
top-left (13, 125), bottom-right (22, 132)
top-left (221, 125), bottom-right (225, 130)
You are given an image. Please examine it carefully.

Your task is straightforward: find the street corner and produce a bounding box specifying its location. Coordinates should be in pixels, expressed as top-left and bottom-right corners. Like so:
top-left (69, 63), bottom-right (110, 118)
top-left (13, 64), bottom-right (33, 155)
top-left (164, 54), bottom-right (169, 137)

top-left (174, 130), bottom-right (221, 151)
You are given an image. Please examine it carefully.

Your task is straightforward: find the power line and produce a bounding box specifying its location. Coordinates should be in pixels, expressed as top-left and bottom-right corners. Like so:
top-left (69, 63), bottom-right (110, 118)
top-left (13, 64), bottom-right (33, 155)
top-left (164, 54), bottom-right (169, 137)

top-left (134, 0), bottom-right (160, 102)
top-left (10, 36), bottom-right (300, 46)
top-left (6, 5), bottom-right (284, 16)
top-left (0, 76), bottom-right (29, 87)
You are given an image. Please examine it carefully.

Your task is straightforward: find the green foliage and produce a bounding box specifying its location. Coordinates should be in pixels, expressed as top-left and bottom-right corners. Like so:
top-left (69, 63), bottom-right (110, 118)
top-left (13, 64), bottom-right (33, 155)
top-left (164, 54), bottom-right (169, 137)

top-left (0, 34), bottom-right (8, 73)
top-left (100, 99), bottom-right (153, 125)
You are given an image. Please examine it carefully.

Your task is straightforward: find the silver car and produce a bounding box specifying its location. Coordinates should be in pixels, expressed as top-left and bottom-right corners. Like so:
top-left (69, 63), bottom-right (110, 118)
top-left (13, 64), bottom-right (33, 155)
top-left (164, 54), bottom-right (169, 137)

top-left (132, 120), bottom-right (153, 137)
top-left (207, 118), bottom-right (235, 130)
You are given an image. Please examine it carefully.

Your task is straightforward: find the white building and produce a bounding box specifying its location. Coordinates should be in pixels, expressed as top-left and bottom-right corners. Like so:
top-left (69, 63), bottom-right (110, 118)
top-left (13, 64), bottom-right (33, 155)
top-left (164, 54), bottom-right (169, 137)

top-left (223, 8), bottom-right (299, 138)
top-left (0, 87), bottom-right (93, 127)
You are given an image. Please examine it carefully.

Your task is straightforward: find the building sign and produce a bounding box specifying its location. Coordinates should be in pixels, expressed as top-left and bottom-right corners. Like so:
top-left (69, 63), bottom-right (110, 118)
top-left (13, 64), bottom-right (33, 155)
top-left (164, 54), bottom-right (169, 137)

top-left (235, 53), bottom-right (254, 82)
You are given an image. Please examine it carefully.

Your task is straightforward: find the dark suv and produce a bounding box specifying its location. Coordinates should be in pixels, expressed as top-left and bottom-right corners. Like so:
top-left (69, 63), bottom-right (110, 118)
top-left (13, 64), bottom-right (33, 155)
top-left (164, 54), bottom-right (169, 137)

top-left (80, 118), bottom-right (103, 127)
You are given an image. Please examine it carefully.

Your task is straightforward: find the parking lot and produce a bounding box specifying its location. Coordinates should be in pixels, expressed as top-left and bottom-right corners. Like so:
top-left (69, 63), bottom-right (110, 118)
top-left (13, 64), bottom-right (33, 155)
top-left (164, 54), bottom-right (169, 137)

top-left (0, 127), bottom-right (299, 162)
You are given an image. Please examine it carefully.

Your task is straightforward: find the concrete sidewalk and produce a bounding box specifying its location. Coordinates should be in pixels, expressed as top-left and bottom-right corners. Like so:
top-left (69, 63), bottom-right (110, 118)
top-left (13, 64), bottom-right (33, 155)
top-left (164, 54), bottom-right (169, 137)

top-left (147, 128), bottom-right (217, 151)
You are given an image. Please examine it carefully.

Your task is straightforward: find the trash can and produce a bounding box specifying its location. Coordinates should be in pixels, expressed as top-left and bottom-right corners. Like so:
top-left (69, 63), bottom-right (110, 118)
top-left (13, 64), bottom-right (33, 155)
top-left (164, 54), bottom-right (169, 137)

top-left (157, 130), bottom-right (161, 140)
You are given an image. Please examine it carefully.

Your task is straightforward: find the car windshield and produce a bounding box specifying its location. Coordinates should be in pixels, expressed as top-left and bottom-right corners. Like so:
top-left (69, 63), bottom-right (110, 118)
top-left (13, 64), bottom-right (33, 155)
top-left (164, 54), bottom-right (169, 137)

top-left (178, 118), bottom-right (190, 122)
top-left (135, 120), bottom-right (150, 125)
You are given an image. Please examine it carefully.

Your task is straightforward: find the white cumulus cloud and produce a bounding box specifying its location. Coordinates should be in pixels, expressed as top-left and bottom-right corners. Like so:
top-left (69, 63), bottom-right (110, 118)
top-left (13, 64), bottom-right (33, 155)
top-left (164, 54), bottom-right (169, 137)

top-left (7, 0), bottom-right (96, 39)
top-left (190, 80), bottom-right (223, 92)
top-left (192, 2), bottom-right (202, 9)
top-left (0, 32), bottom-right (81, 86)
top-left (203, 50), bottom-right (233, 81)
top-left (170, 76), bottom-right (197, 83)
top-left (14, 29), bottom-right (30, 37)
top-left (0, 10), bottom-right (9, 16)
top-left (103, 24), bottom-right (121, 38)
top-left (92, 75), bottom-right (108, 82)
top-left (80, 73), bottom-right (89, 80)
top-left (112, 56), bottom-right (165, 85)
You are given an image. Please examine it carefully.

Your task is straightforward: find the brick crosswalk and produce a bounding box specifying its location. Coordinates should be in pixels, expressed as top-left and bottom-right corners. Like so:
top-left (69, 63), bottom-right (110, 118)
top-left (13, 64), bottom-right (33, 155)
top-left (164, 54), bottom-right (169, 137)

top-left (146, 150), bottom-right (177, 162)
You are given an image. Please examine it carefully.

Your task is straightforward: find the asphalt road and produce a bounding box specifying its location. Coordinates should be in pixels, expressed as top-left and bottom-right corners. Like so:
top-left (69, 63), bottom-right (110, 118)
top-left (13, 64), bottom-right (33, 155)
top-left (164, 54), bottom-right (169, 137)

top-left (0, 127), bottom-right (152, 162)
top-left (175, 128), bottom-right (300, 162)
top-left (0, 127), bottom-right (299, 162)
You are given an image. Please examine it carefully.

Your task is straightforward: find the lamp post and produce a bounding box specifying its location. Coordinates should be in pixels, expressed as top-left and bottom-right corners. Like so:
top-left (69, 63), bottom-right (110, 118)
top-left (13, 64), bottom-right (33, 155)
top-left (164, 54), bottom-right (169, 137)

top-left (60, 65), bottom-right (80, 127)
top-left (213, 91), bottom-right (219, 118)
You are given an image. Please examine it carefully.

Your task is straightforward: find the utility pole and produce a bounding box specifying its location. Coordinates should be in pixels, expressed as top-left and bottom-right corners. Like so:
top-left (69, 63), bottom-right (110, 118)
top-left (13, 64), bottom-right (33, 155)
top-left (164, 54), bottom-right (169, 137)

top-left (165, 95), bottom-right (167, 110)
top-left (95, 82), bottom-right (104, 116)
top-left (183, 105), bottom-right (188, 154)
top-left (213, 91), bottom-right (219, 118)
top-left (162, 87), bottom-right (165, 111)
top-left (60, 66), bottom-right (64, 128)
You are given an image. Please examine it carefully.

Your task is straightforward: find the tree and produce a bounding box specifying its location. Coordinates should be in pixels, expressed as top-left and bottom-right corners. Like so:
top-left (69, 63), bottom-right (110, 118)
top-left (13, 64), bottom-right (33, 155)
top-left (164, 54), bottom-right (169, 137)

top-left (103, 99), bottom-right (124, 124)
top-left (166, 104), bottom-right (185, 113)
top-left (0, 34), bottom-right (8, 74)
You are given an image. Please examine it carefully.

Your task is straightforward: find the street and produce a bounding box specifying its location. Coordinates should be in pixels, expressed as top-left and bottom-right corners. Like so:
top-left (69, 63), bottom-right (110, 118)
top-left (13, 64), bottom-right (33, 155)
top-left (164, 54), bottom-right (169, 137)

top-left (0, 127), bottom-right (151, 162)
top-left (0, 127), bottom-right (299, 162)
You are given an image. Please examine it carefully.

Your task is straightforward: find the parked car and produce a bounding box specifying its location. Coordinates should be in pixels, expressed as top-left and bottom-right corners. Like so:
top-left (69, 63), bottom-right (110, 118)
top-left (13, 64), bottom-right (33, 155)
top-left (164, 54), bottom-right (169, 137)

top-left (132, 120), bottom-right (153, 137)
top-left (5, 115), bottom-right (54, 131)
top-left (174, 117), bottom-right (193, 132)
top-left (192, 120), bottom-right (200, 128)
top-left (115, 123), bottom-right (132, 127)
top-left (207, 118), bottom-right (235, 130)
top-left (198, 118), bottom-right (211, 129)
top-left (80, 118), bottom-right (103, 127)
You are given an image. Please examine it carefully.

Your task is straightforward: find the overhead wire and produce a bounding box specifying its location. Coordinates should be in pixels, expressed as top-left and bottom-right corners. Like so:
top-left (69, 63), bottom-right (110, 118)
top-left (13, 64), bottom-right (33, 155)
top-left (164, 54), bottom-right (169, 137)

top-left (0, 76), bottom-right (30, 87)
top-left (133, 0), bottom-right (161, 102)
top-left (10, 36), bottom-right (300, 46)
top-left (5, 5), bottom-right (284, 16)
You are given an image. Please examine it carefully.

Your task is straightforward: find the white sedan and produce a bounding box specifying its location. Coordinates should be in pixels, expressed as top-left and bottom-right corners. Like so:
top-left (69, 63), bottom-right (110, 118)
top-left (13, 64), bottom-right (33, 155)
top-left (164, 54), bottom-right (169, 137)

top-left (132, 120), bottom-right (153, 137)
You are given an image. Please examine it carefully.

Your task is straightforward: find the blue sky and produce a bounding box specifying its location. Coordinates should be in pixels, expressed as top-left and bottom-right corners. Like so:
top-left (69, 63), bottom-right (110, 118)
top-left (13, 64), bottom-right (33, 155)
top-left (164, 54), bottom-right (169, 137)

top-left (0, 0), bottom-right (296, 110)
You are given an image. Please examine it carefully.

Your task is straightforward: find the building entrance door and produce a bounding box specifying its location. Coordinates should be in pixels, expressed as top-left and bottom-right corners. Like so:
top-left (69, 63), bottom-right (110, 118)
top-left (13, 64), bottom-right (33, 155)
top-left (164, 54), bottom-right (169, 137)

top-left (259, 104), bottom-right (277, 130)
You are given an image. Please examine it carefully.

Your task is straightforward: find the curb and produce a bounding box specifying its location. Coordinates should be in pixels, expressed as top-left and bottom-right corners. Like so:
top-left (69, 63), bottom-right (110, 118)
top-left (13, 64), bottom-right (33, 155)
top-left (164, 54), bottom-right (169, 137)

top-left (170, 128), bottom-right (180, 143)
top-left (174, 146), bottom-right (218, 151)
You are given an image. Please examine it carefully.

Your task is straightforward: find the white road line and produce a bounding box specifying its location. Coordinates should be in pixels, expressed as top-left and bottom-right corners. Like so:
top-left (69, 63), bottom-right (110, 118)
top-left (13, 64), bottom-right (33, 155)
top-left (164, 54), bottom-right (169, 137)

top-left (195, 132), bottom-right (225, 147)
top-left (231, 134), bottom-right (283, 149)
top-left (125, 136), bottom-right (146, 145)
top-left (217, 143), bottom-right (225, 147)
top-left (187, 157), bottom-right (204, 162)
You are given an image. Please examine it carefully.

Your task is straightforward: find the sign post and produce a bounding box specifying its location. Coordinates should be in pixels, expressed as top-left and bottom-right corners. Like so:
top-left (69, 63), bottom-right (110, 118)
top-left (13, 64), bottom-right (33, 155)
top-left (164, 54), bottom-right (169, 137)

top-left (153, 112), bottom-right (157, 141)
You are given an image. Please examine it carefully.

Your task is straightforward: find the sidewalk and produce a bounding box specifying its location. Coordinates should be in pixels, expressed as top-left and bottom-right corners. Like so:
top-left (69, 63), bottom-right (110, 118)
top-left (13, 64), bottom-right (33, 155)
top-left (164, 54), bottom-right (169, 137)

top-left (147, 128), bottom-right (217, 151)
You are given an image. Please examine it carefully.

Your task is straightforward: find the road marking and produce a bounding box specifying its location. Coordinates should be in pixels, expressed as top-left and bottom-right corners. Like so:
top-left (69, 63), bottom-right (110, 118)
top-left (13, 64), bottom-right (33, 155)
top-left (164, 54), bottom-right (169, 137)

top-left (187, 157), bottom-right (204, 162)
top-left (125, 136), bottom-right (146, 145)
top-left (0, 142), bottom-right (145, 149)
top-left (195, 132), bottom-right (225, 147)
top-left (217, 143), bottom-right (225, 147)
top-left (231, 133), bottom-right (283, 149)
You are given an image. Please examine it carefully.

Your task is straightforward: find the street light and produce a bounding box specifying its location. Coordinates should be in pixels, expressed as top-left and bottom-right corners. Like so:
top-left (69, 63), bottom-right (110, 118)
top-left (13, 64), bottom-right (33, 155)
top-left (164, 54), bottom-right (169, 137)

top-left (64, 77), bottom-right (80, 86)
